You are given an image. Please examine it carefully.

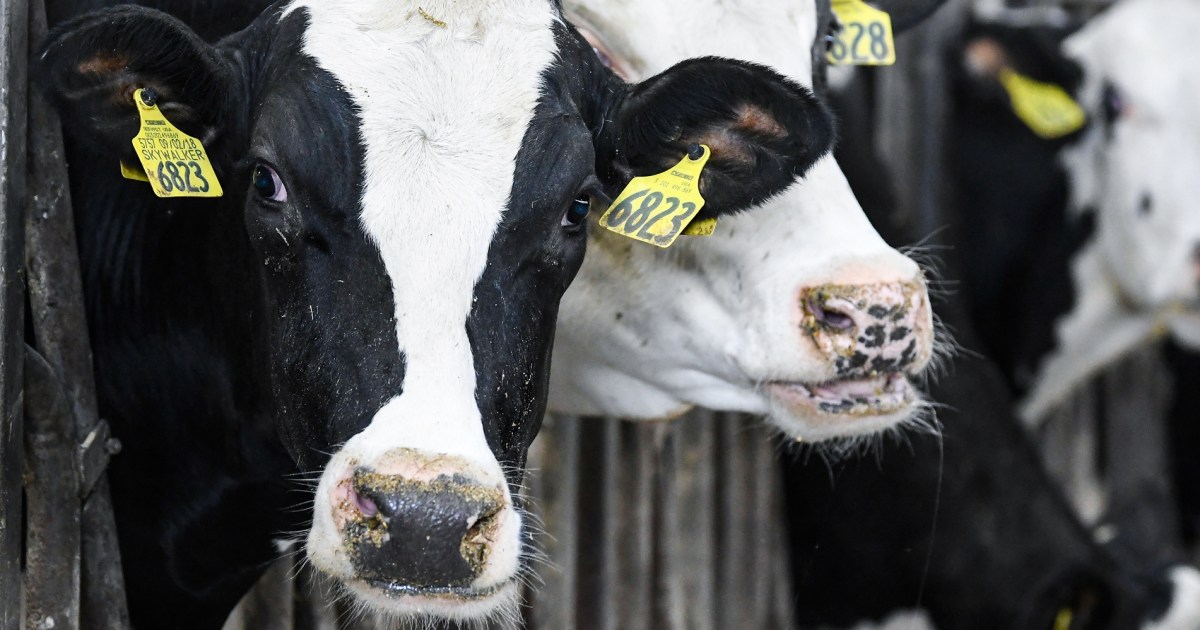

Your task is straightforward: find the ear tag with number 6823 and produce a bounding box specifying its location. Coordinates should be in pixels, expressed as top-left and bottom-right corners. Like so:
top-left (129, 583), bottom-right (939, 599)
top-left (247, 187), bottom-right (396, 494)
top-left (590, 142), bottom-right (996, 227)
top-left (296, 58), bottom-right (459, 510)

top-left (599, 145), bottom-right (712, 248)
top-left (827, 0), bottom-right (896, 66)
top-left (128, 88), bottom-right (223, 198)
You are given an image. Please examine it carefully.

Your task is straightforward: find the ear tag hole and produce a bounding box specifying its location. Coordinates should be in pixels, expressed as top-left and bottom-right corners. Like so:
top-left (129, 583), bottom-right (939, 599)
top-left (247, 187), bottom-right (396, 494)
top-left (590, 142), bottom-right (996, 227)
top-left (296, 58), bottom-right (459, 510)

top-left (126, 87), bottom-right (224, 198)
top-left (598, 144), bottom-right (714, 248)
top-left (826, 0), bottom-right (896, 66)
top-left (998, 68), bottom-right (1087, 139)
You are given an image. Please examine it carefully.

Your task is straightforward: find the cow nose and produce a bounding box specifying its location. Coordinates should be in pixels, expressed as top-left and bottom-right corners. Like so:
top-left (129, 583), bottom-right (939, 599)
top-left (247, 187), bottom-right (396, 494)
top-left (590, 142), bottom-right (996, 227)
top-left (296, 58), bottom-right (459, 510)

top-left (801, 281), bottom-right (931, 375)
top-left (339, 467), bottom-right (505, 588)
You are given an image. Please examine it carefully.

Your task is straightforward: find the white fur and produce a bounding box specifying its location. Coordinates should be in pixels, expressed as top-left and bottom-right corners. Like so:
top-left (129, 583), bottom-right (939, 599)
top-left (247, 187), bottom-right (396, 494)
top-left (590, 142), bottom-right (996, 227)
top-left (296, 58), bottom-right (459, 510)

top-left (1021, 0), bottom-right (1200, 422)
top-left (552, 0), bottom-right (931, 440)
top-left (285, 0), bottom-right (557, 618)
top-left (1144, 566), bottom-right (1200, 630)
top-left (827, 608), bottom-right (935, 630)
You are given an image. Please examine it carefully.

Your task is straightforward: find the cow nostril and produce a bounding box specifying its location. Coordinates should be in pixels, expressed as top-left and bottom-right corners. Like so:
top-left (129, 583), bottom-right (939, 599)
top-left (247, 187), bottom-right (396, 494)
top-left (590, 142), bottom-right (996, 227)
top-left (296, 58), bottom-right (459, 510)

top-left (808, 297), bottom-right (856, 331)
top-left (352, 488), bottom-right (379, 518)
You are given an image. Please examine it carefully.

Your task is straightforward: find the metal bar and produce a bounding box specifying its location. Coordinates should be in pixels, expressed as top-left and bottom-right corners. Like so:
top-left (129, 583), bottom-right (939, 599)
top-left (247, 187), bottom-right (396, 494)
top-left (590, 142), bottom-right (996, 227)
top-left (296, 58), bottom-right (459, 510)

top-left (22, 346), bottom-right (81, 630)
top-left (0, 0), bottom-right (29, 625)
top-left (23, 0), bottom-right (130, 625)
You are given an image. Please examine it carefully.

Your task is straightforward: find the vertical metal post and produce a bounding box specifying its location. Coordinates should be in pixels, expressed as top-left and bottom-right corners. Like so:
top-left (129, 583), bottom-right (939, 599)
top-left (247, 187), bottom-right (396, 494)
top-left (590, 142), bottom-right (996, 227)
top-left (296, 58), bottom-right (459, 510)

top-left (24, 0), bottom-right (130, 625)
top-left (0, 0), bottom-right (29, 626)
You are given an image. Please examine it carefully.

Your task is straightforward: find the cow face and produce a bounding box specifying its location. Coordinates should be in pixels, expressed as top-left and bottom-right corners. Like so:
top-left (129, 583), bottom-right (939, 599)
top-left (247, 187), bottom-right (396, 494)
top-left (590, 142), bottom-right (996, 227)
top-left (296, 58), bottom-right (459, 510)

top-left (550, 0), bottom-right (942, 443)
top-left (1060, 0), bottom-right (1200, 312)
top-left (38, 1), bottom-right (833, 621)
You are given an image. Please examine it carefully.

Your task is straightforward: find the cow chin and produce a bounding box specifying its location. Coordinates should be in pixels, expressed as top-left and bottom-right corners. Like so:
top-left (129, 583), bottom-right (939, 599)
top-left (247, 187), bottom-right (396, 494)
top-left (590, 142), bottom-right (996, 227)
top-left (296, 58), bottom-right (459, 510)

top-left (763, 373), bottom-right (930, 444)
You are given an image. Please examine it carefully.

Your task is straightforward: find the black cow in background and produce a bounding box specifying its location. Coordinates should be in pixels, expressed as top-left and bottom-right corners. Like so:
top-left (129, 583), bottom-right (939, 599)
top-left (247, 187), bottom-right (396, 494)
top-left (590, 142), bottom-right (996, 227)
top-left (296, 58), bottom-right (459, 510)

top-left (781, 53), bottom-right (1200, 628)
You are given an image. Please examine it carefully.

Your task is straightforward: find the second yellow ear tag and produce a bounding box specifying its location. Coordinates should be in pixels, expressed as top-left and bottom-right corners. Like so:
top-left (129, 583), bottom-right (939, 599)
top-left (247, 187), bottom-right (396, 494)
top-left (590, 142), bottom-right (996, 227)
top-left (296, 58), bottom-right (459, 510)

top-left (999, 68), bottom-right (1086, 139)
top-left (599, 145), bottom-right (711, 248)
top-left (130, 88), bottom-right (223, 198)
top-left (827, 0), bottom-right (896, 66)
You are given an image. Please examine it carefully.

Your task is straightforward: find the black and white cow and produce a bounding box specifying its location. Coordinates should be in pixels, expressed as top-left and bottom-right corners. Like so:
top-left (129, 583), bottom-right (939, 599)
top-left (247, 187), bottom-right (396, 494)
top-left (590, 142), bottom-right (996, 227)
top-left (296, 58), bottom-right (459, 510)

top-left (948, 0), bottom-right (1200, 550)
top-left (947, 0), bottom-right (1200, 423)
top-left (547, 0), bottom-right (946, 444)
top-left (38, 0), bottom-right (835, 626)
top-left (775, 65), bottom-right (1200, 629)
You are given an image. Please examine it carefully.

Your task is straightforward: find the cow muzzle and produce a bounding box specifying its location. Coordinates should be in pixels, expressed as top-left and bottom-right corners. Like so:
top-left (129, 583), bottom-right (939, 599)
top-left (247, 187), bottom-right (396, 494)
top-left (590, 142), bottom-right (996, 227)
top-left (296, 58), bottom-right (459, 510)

top-left (308, 448), bottom-right (522, 620)
top-left (767, 278), bottom-right (934, 439)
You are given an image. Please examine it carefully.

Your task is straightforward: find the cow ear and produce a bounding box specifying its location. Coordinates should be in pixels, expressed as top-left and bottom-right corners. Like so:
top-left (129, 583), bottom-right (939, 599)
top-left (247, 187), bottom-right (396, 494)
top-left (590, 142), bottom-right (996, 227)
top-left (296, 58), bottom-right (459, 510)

top-left (35, 6), bottom-right (233, 163)
top-left (597, 57), bottom-right (835, 217)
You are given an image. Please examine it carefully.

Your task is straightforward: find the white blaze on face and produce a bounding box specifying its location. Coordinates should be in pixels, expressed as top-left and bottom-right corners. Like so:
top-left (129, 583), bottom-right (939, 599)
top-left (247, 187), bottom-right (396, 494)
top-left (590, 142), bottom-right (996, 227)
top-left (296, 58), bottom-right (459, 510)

top-left (283, 0), bottom-right (557, 615)
top-left (1062, 0), bottom-right (1200, 311)
top-left (552, 0), bottom-right (931, 440)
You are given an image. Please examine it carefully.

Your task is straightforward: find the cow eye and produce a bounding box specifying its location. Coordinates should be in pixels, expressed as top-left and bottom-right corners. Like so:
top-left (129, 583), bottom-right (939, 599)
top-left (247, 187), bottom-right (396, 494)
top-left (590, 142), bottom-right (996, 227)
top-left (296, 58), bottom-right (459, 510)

top-left (1102, 82), bottom-right (1124, 127)
top-left (252, 164), bottom-right (287, 203)
top-left (561, 197), bottom-right (591, 228)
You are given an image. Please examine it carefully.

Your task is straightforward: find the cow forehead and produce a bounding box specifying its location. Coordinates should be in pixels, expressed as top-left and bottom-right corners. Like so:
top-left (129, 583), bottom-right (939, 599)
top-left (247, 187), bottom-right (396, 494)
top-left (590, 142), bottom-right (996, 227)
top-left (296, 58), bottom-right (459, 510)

top-left (569, 0), bottom-right (817, 87)
top-left (1067, 0), bottom-right (1200, 119)
top-left (284, 0), bottom-right (559, 425)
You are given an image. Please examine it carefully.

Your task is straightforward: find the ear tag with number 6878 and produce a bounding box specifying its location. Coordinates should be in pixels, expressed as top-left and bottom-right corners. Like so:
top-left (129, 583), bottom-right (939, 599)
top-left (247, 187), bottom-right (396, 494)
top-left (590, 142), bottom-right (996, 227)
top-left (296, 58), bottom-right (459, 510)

top-left (827, 0), bottom-right (896, 66)
top-left (129, 88), bottom-right (223, 198)
top-left (599, 145), bottom-right (712, 248)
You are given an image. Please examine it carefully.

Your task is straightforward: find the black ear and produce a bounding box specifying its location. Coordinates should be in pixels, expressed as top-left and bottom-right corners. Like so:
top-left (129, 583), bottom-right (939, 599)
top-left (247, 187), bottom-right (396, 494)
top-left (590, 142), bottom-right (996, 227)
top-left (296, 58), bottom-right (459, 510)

top-left (35, 6), bottom-right (234, 165)
top-left (870, 0), bottom-right (950, 32)
top-left (597, 57), bottom-right (835, 217)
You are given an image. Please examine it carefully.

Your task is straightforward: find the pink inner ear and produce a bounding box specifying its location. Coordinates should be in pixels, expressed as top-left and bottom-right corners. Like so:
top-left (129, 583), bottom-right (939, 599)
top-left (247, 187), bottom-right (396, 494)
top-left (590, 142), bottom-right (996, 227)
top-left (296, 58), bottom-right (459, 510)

top-left (734, 104), bottom-right (788, 138)
top-left (77, 54), bottom-right (129, 75)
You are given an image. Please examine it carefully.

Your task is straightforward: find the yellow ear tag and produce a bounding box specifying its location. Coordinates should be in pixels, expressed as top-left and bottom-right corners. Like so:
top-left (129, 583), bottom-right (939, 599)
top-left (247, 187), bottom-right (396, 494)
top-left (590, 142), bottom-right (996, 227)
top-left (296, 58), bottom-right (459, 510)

top-left (120, 161), bottom-right (150, 182)
top-left (682, 217), bottom-right (717, 236)
top-left (999, 68), bottom-right (1087, 139)
top-left (827, 0), bottom-right (896, 66)
top-left (1053, 607), bottom-right (1073, 630)
top-left (130, 88), bottom-right (223, 198)
top-left (599, 145), bottom-right (710, 248)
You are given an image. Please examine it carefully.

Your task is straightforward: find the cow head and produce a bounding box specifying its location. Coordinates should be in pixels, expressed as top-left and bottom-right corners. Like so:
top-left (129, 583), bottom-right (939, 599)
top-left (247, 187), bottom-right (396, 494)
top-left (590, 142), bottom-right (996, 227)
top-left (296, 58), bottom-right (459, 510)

top-left (38, 0), bottom-right (833, 621)
top-left (1059, 0), bottom-right (1200, 314)
top-left (549, 0), bottom-right (945, 443)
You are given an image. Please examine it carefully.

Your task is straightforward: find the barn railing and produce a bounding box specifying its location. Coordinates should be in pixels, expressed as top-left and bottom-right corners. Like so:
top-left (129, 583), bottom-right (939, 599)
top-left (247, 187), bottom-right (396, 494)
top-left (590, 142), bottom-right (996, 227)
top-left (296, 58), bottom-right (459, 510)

top-left (221, 412), bottom-right (797, 630)
top-left (1, 0), bottom-right (131, 628)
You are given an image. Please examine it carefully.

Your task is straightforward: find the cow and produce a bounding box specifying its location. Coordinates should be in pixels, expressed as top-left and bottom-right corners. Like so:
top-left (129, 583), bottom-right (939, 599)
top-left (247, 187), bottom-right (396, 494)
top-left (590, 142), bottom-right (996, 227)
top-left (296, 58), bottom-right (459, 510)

top-left (948, 0), bottom-right (1200, 558)
top-left (529, 1), bottom-right (1198, 628)
top-left (946, 0), bottom-right (1200, 424)
top-left (548, 0), bottom-right (946, 444)
top-left (777, 59), bottom-right (1200, 629)
top-left (37, 1), bottom-right (835, 626)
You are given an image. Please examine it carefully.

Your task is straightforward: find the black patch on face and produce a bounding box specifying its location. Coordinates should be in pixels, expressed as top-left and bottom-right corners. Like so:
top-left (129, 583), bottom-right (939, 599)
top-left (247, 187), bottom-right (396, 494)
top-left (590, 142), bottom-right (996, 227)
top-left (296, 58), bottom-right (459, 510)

top-left (227, 11), bottom-right (406, 470)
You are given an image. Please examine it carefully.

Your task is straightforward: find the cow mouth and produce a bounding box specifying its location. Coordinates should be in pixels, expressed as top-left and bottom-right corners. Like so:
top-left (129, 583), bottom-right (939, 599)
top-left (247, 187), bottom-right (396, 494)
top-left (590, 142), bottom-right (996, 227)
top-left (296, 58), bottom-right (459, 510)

top-left (769, 372), bottom-right (915, 417)
top-left (363, 577), bottom-right (514, 602)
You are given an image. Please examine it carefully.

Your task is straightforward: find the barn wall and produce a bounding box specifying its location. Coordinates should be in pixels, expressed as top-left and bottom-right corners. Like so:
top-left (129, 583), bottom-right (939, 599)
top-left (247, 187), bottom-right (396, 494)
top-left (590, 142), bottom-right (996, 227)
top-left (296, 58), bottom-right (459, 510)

top-left (223, 411), bottom-right (796, 630)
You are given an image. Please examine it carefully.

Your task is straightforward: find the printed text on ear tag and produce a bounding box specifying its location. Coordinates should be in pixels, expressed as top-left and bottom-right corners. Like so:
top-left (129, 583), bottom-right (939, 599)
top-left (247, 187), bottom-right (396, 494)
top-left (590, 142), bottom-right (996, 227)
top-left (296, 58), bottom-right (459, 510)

top-left (827, 0), bottom-right (896, 66)
top-left (599, 145), bottom-right (710, 248)
top-left (682, 217), bottom-right (717, 236)
top-left (999, 68), bottom-right (1086, 139)
top-left (130, 88), bottom-right (223, 198)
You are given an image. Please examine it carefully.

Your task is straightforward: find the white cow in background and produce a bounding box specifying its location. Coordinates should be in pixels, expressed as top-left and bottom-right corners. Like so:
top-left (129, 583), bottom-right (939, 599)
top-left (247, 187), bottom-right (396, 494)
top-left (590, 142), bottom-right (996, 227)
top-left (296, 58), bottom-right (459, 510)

top-left (1022, 0), bottom-right (1200, 421)
top-left (550, 0), bottom-right (947, 444)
